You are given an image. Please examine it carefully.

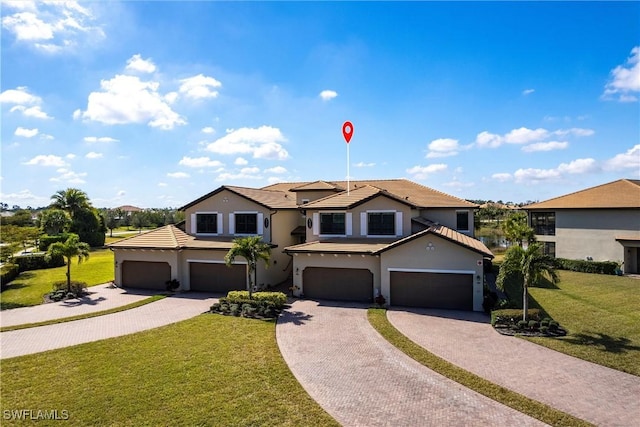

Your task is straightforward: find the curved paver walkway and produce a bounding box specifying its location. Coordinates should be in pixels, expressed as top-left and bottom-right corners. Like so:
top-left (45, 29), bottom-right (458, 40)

top-left (277, 300), bottom-right (545, 427)
top-left (388, 308), bottom-right (640, 427)
top-left (0, 283), bottom-right (156, 328)
top-left (0, 293), bottom-right (216, 359)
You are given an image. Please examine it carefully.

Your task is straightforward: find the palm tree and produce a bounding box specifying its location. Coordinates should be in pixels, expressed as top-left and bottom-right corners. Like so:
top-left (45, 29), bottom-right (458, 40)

top-left (497, 242), bottom-right (558, 321)
top-left (46, 234), bottom-right (91, 293)
top-left (224, 236), bottom-right (271, 299)
top-left (51, 188), bottom-right (90, 219)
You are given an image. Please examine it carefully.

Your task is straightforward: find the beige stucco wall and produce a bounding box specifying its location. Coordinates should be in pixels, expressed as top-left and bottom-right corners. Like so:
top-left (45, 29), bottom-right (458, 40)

top-left (112, 248), bottom-right (180, 287)
top-left (296, 190), bottom-right (338, 205)
top-left (304, 197), bottom-right (416, 241)
top-left (418, 208), bottom-right (475, 236)
top-left (184, 189), bottom-right (274, 242)
top-left (379, 234), bottom-right (485, 311)
top-left (534, 209), bottom-right (639, 265)
top-left (290, 253), bottom-right (381, 298)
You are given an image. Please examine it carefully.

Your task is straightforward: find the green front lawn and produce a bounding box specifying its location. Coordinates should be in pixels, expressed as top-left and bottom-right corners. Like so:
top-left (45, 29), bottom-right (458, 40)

top-left (527, 271), bottom-right (640, 376)
top-left (0, 315), bottom-right (338, 427)
top-left (0, 249), bottom-right (114, 310)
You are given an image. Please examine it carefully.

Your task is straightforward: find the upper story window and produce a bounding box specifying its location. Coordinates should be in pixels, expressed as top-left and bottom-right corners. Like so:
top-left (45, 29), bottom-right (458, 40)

top-left (531, 212), bottom-right (555, 236)
top-left (235, 213), bottom-right (258, 234)
top-left (320, 213), bottom-right (345, 235)
top-left (456, 211), bottom-right (470, 231)
top-left (368, 212), bottom-right (395, 236)
top-left (196, 213), bottom-right (218, 234)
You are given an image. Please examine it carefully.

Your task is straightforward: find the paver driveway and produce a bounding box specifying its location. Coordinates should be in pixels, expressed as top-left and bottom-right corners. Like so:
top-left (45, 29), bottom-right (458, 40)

top-left (0, 293), bottom-right (216, 359)
top-left (388, 308), bottom-right (640, 427)
top-left (277, 300), bottom-right (545, 427)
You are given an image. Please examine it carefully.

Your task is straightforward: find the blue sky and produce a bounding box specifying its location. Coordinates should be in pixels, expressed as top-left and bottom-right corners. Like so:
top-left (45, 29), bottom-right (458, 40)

top-left (1, 1), bottom-right (639, 209)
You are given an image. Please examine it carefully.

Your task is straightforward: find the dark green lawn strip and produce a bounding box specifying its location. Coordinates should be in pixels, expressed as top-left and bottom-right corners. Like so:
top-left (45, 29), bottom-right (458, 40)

top-left (368, 309), bottom-right (592, 427)
top-left (0, 295), bottom-right (166, 332)
top-left (0, 315), bottom-right (339, 426)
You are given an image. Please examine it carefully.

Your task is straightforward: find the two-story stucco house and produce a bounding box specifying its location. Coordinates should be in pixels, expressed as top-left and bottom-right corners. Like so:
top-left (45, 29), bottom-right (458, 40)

top-left (524, 179), bottom-right (640, 274)
top-left (110, 179), bottom-right (493, 311)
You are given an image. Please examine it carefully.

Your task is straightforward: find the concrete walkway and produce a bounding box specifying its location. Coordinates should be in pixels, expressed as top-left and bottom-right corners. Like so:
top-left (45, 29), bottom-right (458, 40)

top-left (388, 308), bottom-right (640, 427)
top-left (277, 300), bottom-right (545, 427)
top-left (0, 283), bottom-right (156, 327)
top-left (0, 292), bottom-right (216, 359)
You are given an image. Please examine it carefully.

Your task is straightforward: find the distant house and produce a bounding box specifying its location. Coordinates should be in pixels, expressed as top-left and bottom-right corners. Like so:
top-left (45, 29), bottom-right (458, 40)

top-left (109, 179), bottom-right (493, 311)
top-left (116, 205), bottom-right (143, 217)
top-left (524, 179), bottom-right (640, 274)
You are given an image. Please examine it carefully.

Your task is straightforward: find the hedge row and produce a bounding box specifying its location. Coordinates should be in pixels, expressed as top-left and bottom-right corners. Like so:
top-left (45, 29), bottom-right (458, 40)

top-left (14, 253), bottom-right (65, 272)
top-left (554, 258), bottom-right (619, 275)
top-left (211, 297), bottom-right (283, 319)
top-left (491, 308), bottom-right (542, 326)
top-left (1, 263), bottom-right (19, 288)
top-left (39, 231), bottom-right (105, 250)
top-left (226, 291), bottom-right (287, 308)
top-left (39, 234), bottom-right (71, 251)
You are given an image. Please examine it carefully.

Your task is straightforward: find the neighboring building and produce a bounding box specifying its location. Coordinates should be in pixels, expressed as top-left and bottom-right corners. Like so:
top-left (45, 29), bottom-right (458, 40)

top-left (524, 179), bottom-right (640, 274)
top-left (109, 179), bottom-right (493, 311)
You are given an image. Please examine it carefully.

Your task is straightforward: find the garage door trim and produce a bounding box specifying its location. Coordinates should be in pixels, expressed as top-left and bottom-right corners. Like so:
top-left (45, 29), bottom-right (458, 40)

top-left (187, 259), bottom-right (247, 265)
top-left (388, 267), bottom-right (476, 275)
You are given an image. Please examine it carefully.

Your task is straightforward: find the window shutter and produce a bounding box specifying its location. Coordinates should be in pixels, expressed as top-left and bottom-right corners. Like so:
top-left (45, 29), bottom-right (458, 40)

top-left (217, 214), bottom-right (223, 234)
top-left (395, 211), bottom-right (403, 236)
top-left (191, 214), bottom-right (197, 234)
top-left (360, 212), bottom-right (367, 236)
top-left (312, 213), bottom-right (319, 235)
top-left (257, 213), bottom-right (264, 235)
top-left (229, 213), bottom-right (235, 235)
top-left (346, 213), bottom-right (353, 236)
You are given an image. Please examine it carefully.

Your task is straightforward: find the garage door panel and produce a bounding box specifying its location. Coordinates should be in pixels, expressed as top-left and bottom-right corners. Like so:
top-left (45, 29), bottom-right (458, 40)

top-left (303, 267), bottom-right (373, 302)
top-left (122, 261), bottom-right (171, 290)
top-left (391, 271), bottom-right (472, 310)
top-left (190, 263), bottom-right (246, 293)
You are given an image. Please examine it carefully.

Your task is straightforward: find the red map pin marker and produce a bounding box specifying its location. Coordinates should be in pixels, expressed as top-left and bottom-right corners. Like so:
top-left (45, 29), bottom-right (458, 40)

top-left (342, 121), bottom-right (353, 144)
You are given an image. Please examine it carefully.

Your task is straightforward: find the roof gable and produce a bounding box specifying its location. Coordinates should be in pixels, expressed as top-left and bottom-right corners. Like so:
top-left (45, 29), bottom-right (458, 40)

top-left (302, 185), bottom-right (416, 210)
top-left (525, 179), bottom-right (640, 209)
top-left (290, 180), bottom-right (343, 192)
top-left (179, 185), bottom-right (298, 211)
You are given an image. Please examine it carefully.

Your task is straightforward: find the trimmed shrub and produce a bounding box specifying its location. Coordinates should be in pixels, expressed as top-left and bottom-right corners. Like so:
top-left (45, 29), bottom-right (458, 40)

top-left (39, 233), bottom-right (71, 251)
top-left (516, 320), bottom-right (528, 330)
top-left (78, 231), bottom-right (106, 248)
top-left (554, 258), bottom-right (618, 275)
top-left (226, 291), bottom-right (287, 308)
top-left (540, 326), bottom-right (549, 335)
top-left (212, 296), bottom-right (283, 319)
top-left (528, 320), bottom-right (539, 329)
top-left (48, 281), bottom-right (88, 302)
top-left (491, 308), bottom-right (542, 326)
top-left (14, 253), bottom-right (65, 272)
top-left (1, 263), bottom-right (19, 288)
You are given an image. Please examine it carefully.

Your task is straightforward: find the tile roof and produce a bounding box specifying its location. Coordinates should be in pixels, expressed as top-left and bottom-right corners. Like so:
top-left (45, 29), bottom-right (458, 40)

top-left (284, 225), bottom-right (493, 258)
top-left (290, 180), bottom-right (343, 191)
top-left (179, 185), bottom-right (298, 211)
top-left (108, 225), bottom-right (235, 250)
top-left (302, 185), bottom-right (415, 209)
top-left (264, 179), bottom-right (477, 209)
top-left (525, 179), bottom-right (640, 209)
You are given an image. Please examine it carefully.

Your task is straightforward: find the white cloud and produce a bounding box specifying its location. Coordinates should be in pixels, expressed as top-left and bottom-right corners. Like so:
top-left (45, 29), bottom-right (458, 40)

top-left (319, 90), bottom-right (338, 101)
top-left (406, 164), bottom-right (448, 180)
top-left (522, 89), bottom-right (535, 96)
top-left (201, 126), bottom-right (216, 134)
top-left (178, 156), bottom-right (223, 168)
top-left (267, 176), bottom-right (284, 185)
top-left (604, 144), bottom-right (640, 171)
top-left (40, 133), bottom-right (54, 140)
top-left (508, 157), bottom-right (599, 184)
top-left (354, 162), bottom-right (376, 168)
top-left (602, 46), bottom-right (640, 102)
top-left (157, 182), bottom-right (168, 187)
top-left (178, 74), bottom-right (222, 100)
top-left (206, 126), bottom-right (289, 160)
top-left (234, 157), bottom-right (248, 166)
top-left (264, 166), bottom-right (287, 174)
top-left (167, 172), bottom-right (190, 179)
top-left (554, 128), bottom-right (595, 137)
top-left (10, 105), bottom-right (52, 119)
top-left (0, 86), bottom-right (41, 104)
top-left (66, 153), bottom-right (76, 159)
top-left (85, 152), bottom-right (103, 159)
top-left (426, 138), bottom-right (468, 158)
top-left (14, 127), bottom-right (39, 138)
top-left (77, 74), bottom-right (186, 130)
top-left (50, 168), bottom-right (87, 184)
top-left (557, 158), bottom-right (598, 174)
top-left (492, 173), bottom-right (512, 182)
top-left (84, 136), bottom-right (119, 143)
top-left (1, 1), bottom-right (105, 53)
top-left (241, 167), bottom-right (260, 174)
top-left (475, 131), bottom-right (503, 148)
top-left (125, 54), bottom-right (156, 74)
top-left (504, 127), bottom-right (550, 144)
top-left (0, 189), bottom-right (48, 207)
top-left (216, 171), bottom-right (262, 181)
top-left (513, 168), bottom-right (561, 183)
top-left (117, 190), bottom-right (126, 197)
top-left (521, 141), bottom-right (568, 153)
top-left (23, 154), bottom-right (66, 167)
top-left (164, 91), bottom-right (178, 104)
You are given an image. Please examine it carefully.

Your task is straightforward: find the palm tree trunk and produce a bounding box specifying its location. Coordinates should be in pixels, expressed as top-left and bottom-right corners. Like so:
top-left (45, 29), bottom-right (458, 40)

top-left (522, 285), bottom-right (528, 322)
top-left (247, 264), bottom-right (253, 300)
top-left (66, 257), bottom-right (71, 293)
